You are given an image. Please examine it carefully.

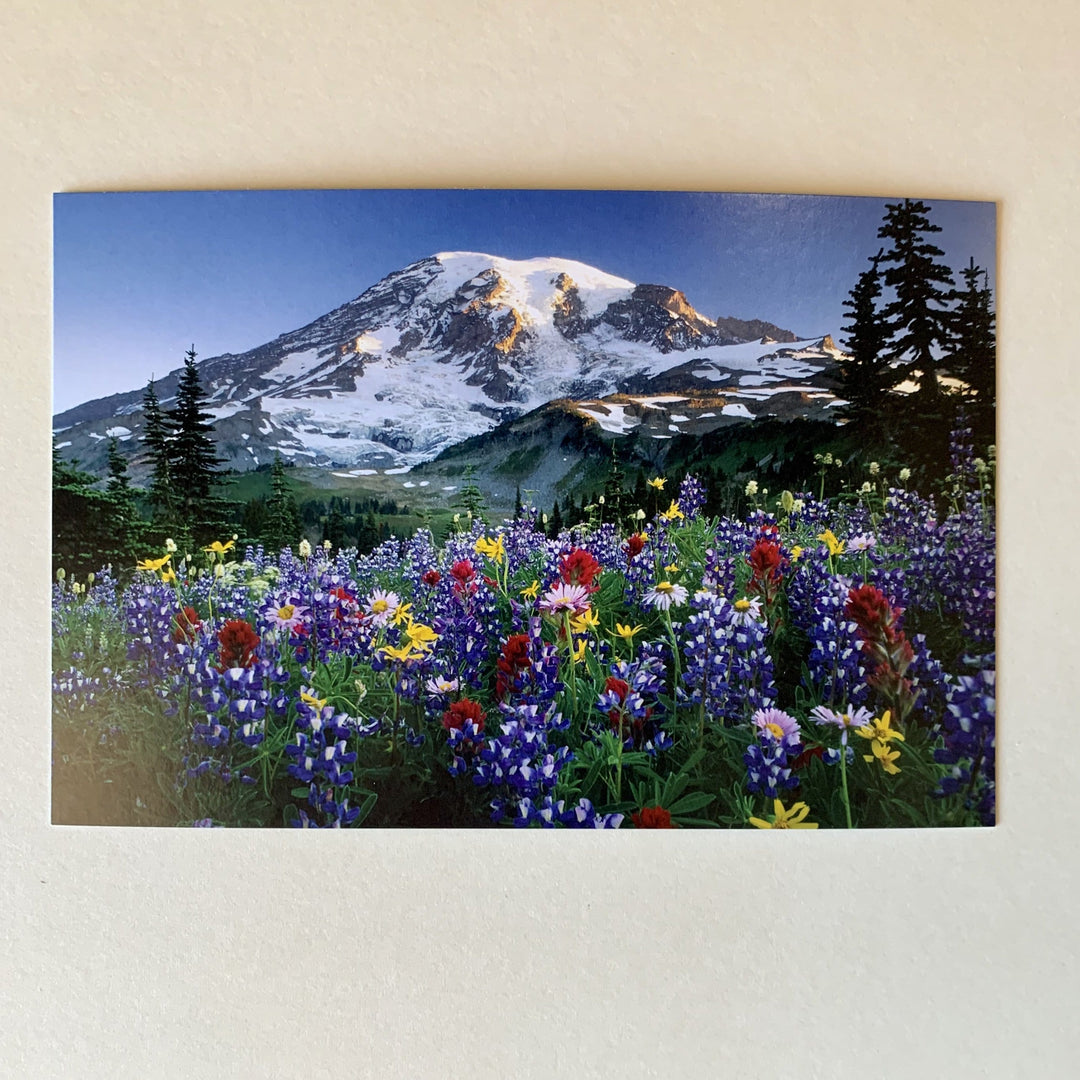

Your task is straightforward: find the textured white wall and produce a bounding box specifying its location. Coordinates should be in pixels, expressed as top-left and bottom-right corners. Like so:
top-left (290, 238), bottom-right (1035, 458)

top-left (1, 2), bottom-right (1076, 1076)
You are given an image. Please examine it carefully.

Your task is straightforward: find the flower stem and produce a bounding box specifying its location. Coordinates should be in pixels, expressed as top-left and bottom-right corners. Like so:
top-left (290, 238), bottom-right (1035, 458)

top-left (389, 685), bottom-right (400, 765)
top-left (663, 610), bottom-right (681, 699)
top-left (839, 741), bottom-right (854, 829)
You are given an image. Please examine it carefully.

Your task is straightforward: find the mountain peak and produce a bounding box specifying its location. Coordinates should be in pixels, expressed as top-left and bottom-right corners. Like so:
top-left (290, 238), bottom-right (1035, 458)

top-left (54, 251), bottom-right (838, 476)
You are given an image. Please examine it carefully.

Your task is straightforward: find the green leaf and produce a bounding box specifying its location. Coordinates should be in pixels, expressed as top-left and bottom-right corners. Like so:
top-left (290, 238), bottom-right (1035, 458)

top-left (667, 791), bottom-right (716, 815)
top-left (354, 792), bottom-right (378, 826)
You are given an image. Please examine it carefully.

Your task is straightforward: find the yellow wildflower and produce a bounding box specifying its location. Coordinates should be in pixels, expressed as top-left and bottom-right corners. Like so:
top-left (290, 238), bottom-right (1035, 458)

top-left (660, 500), bottom-right (684, 522)
top-left (203, 539), bottom-right (235, 555)
top-left (404, 620), bottom-right (439, 651)
top-left (380, 642), bottom-right (421, 664)
top-left (136, 553), bottom-right (172, 572)
top-left (748, 799), bottom-right (818, 830)
top-left (664, 562), bottom-right (679, 574)
top-left (647, 477), bottom-right (666, 490)
top-left (300, 690), bottom-right (327, 711)
top-left (474, 535), bottom-right (506, 564)
top-left (571, 639), bottom-right (587, 665)
top-left (570, 608), bottom-right (601, 634)
top-left (160, 566), bottom-right (177, 585)
top-left (392, 602), bottom-right (413, 626)
top-left (520, 580), bottom-right (540, 601)
top-left (817, 528), bottom-right (845, 556)
top-left (854, 710), bottom-right (906, 748)
top-left (613, 622), bottom-right (645, 641)
top-left (790, 545), bottom-right (804, 562)
top-left (864, 740), bottom-right (902, 775)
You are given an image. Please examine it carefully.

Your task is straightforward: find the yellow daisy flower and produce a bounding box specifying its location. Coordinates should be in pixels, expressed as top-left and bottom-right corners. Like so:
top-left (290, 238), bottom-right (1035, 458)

top-left (748, 799), bottom-right (818, 830)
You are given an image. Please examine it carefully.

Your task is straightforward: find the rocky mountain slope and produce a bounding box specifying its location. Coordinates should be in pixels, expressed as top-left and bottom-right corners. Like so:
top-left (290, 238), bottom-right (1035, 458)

top-left (53, 252), bottom-right (847, 476)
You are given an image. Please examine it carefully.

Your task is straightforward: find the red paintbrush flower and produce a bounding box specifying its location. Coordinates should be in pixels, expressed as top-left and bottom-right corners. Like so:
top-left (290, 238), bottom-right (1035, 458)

top-left (632, 806), bottom-right (674, 828)
top-left (624, 533), bottom-right (646, 559)
top-left (172, 606), bottom-right (202, 644)
top-left (450, 559), bottom-right (475, 583)
top-left (442, 697), bottom-right (486, 733)
top-left (497, 633), bottom-right (532, 699)
top-left (421, 569), bottom-right (441, 586)
top-left (748, 539), bottom-right (783, 584)
top-left (217, 619), bottom-right (260, 670)
top-left (559, 548), bottom-right (602, 590)
top-left (844, 584), bottom-right (897, 639)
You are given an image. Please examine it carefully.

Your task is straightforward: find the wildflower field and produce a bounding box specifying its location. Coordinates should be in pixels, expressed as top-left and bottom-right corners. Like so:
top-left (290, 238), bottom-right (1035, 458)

top-left (52, 425), bottom-right (995, 829)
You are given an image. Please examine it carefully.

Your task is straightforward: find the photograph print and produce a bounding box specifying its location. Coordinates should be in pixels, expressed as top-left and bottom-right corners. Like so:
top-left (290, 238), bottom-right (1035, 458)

top-left (51, 189), bottom-right (996, 829)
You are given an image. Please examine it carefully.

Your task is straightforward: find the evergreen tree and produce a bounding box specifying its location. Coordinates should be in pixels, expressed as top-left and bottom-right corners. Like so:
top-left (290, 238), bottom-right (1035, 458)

top-left (950, 256), bottom-right (996, 422)
top-left (632, 471), bottom-right (648, 516)
top-left (513, 485), bottom-right (523, 520)
top-left (103, 437), bottom-right (144, 564)
top-left (838, 248), bottom-right (892, 421)
top-left (264, 453), bottom-right (300, 552)
top-left (876, 200), bottom-right (956, 402)
top-left (325, 504), bottom-right (346, 550)
top-left (241, 496), bottom-right (268, 545)
top-left (141, 379), bottom-right (175, 525)
top-left (52, 440), bottom-right (115, 576)
top-left (548, 498), bottom-right (564, 539)
top-left (602, 446), bottom-right (625, 524)
top-left (357, 512), bottom-right (379, 554)
top-left (457, 464), bottom-right (487, 524)
top-left (167, 347), bottom-right (230, 541)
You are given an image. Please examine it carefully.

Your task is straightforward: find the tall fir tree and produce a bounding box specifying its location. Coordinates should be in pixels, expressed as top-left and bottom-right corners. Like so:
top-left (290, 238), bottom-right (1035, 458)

top-left (547, 498), bottom-right (564, 539)
top-left (601, 446), bottom-right (625, 524)
top-left (167, 346), bottom-right (229, 541)
top-left (103, 436), bottom-right (144, 564)
top-left (838, 248), bottom-right (892, 421)
top-left (264, 453), bottom-right (301, 552)
top-left (950, 256), bottom-right (996, 425)
top-left (457, 464), bottom-right (487, 524)
top-left (141, 378), bottom-right (175, 526)
top-left (876, 200), bottom-right (957, 402)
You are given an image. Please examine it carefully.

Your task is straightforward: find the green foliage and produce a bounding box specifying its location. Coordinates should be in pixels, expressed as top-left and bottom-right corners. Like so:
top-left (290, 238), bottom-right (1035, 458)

top-left (262, 453), bottom-right (301, 552)
top-left (166, 347), bottom-right (233, 543)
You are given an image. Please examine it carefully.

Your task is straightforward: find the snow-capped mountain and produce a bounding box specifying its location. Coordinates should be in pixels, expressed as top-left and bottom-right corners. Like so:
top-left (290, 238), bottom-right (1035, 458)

top-left (53, 252), bottom-right (846, 474)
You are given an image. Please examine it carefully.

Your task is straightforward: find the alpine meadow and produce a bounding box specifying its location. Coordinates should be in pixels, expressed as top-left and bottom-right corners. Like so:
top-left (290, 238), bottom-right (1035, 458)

top-left (51, 190), bottom-right (996, 829)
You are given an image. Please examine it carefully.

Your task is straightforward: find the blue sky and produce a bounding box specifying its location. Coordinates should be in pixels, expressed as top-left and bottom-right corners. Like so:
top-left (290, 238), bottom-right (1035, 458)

top-left (53, 189), bottom-right (996, 414)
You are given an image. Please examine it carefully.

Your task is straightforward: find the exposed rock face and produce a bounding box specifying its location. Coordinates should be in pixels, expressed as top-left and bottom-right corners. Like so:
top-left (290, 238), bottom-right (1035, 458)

top-left (54, 251), bottom-right (829, 476)
top-left (713, 316), bottom-right (799, 344)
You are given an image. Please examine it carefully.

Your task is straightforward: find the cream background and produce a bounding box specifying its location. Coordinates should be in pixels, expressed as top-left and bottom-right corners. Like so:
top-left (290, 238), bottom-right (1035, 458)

top-left (1, 1), bottom-right (1076, 1076)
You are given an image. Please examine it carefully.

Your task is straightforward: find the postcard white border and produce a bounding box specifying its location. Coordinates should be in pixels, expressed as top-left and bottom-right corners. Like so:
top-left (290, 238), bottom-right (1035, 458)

top-left (2, 2), bottom-right (1076, 1076)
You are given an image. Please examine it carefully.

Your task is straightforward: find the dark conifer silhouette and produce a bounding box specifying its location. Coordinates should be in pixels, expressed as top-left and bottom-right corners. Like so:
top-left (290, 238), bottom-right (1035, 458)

top-left (141, 379), bottom-right (175, 524)
top-left (166, 347), bottom-right (230, 541)
top-left (876, 200), bottom-right (956, 402)
top-left (838, 248), bottom-right (891, 421)
top-left (950, 256), bottom-right (996, 427)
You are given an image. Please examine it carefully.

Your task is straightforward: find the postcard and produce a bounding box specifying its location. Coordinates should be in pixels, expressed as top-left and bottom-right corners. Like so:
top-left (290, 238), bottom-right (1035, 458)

top-left (51, 189), bottom-right (996, 829)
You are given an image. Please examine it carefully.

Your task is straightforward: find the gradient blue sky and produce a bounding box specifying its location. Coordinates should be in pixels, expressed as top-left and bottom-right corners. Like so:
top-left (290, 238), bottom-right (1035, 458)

top-left (53, 189), bottom-right (996, 414)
